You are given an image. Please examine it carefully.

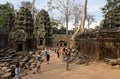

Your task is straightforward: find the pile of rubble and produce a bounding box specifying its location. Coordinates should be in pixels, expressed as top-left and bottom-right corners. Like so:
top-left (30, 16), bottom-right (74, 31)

top-left (0, 48), bottom-right (36, 79)
top-left (70, 53), bottom-right (93, 65)
top-left (70, 52), bottom-right (120, 66)
top-left (104, 58), bottom-right (120, 66)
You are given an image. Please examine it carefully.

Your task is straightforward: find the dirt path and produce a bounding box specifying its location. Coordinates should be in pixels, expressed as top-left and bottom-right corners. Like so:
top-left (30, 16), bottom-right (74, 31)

top-left (22, 51), bottom-right (120, 79)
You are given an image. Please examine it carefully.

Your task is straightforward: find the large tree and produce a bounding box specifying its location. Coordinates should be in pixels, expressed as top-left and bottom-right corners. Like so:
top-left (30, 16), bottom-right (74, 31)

top-left (101, 0), bottom-right (120, 28)
top-left (70, 0), bottom-right (87, 48)
top-left (71, 3), bottom-right (83, 31)
top-left (47, 0), bottom-right (82, 36)
top-left (56, 0), bottom-right (73, 36)
top-left (86, 14), bottom-right (96, 30)
top-left (0, 2), bottom-right (14, 31)
top-left (101, 0), bottom-right (120, 15)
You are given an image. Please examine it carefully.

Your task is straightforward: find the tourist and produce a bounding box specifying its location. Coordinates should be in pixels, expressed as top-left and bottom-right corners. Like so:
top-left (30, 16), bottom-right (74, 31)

top-left (32, 51), bottom-right (43, 73)
top-left (15, 62), bottom-right (21, 79)
top-left (61, 47), bottom-right (65, 60)
top-left (72, 47), bottom-right (76, 53)
top-left (34, 49), bottom-right (40, 63)
top-left (44, 49), bottom-right (50, 64)
top-left (56, 48), bottom-right (60, 58)
top-left (10, 66), bottom-right (15, 78)
top-left (65, 48), bottom-right (70, 70)
top-left (36, 52), bottom-right (42, 73)
top-left (75, 48), bottom-right (79, 56)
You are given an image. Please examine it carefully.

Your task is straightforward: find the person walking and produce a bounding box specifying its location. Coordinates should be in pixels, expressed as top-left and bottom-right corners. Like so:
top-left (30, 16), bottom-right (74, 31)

top-left (65, 48), bottom-right (70, 70)
top-left (36, 52), bottom-right (42, 73)
top-left (44, 50), bottom-right (50, 64)
top-left (15, 62), bottom-right (21, 79)
top-left (56, 48), bottom-right (60, 58)
top-left (32, 51), bottom-right (42, 74)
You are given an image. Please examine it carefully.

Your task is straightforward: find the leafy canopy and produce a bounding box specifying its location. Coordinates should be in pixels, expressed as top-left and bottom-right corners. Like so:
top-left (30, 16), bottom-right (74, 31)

top-left (0, 2), bottom-right (14, 28)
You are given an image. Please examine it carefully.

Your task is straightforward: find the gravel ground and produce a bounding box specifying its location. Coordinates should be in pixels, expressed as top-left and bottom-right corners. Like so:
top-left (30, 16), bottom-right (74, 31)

top-left (22, 51), bottom-right (120, 79)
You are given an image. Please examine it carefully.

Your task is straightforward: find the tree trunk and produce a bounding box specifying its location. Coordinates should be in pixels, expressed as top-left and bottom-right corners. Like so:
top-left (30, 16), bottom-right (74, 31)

top-left (32, 0), bottom-right (35, 19)
top-left (80, 0), bottom-right (87, 33)
top-left (70, 0), bottom-right (87, 48)
top-left (66, 0), bottom-right (69, 36)
top-left (66, 14), bottom-right (69, 36)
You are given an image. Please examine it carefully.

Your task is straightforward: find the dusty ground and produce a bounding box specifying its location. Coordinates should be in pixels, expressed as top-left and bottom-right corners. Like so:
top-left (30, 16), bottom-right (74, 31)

top-left (22, 51), bottom-right (120, 79)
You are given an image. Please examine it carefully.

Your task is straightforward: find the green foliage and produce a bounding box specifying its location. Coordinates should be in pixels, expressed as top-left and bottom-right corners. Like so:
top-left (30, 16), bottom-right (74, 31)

top-left (53, 26), bottom-right (66, 34)
top-left (101, 0), bottom-right (120, 28)
top-left (101, 0), bottom-right (120, 15)
top-left (68, 29), bottom-right (74, 35)
top-left (52, 26), bottom-right (74, 34)
top-left (58, 27), bottom-right (66, 34)
top-left (52, 26), bottom-right (58, 34)
top-left (0, 2), bottom-right (14, 29)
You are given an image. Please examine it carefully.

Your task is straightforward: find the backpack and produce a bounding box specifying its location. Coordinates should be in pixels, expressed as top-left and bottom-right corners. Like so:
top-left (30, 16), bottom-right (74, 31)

top-left (11, 67), bottom-right (15, 77)
top-left (45, 51), bottom-right (49, 56)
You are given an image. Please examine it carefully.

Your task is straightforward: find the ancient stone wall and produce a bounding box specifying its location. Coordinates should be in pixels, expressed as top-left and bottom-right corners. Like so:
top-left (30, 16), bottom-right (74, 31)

top-left (9, 7), bottom-right (35, 51)
top-left (76, 29), bottom-right (120, 60)
top-left (0, 28), bottom-right (9, 49)
top-left (52, 34), bottom-right (71, 47)
top-left (34, 9), bottom-right (52, 47)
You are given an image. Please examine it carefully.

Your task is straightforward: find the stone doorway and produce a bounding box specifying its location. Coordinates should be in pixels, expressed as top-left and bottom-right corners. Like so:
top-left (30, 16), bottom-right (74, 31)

top-left (57, 40), bottom-right (67, 47)
top-left (40, 39), bottom-right (43, 45)
top-left (64, 43), bottom-right (66, 46)
top-left (17, 43), bottom-right (22, 51)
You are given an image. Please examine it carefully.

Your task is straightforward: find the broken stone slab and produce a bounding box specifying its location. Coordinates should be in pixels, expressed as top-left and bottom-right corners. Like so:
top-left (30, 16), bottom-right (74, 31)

top-left (29, 64), bottom-right (36, 68)
top-left (0, 62), bottom-right (8, 67)
top-left (0, 70), bottom-right (5, 75)
top-left (22, 57), bottom-right (29, 62)
top-left (0, 59), bottom-right (13, 62)
top-left (117, 58), bottom-right (120, 65)
top-left (108, 59), bottom-right (118, 66)
top-left (0, 72), bottom-right (11, 79)
top-left (28, 59), bottom-right (34, 63)
top-left (5, 68), bottom-right (11, 73)
top-left (1, 67), bottom-right (9, 71)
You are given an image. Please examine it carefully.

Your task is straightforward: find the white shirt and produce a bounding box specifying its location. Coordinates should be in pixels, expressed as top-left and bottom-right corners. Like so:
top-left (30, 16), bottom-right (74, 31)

top-left (15, 68), bottom-right (20, 75)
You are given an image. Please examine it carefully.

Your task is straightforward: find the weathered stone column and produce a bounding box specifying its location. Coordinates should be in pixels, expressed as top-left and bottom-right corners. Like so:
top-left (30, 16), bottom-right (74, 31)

top-left (96, 40), bottom-right (100, 60)
top-left (117, 43), bottom-right (120, 58)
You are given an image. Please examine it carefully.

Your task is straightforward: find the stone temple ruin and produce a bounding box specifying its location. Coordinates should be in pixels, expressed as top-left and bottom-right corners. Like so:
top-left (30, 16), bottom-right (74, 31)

top-left (0, 8), bottom-right (70, 78)
top-left (75, 8), bottom-right (120, 60)
top-left (0, 7), bottom-right (37, 79)
top-left (9, 7), bottom-right (36, 51)
top-left (75, 29), bottom-right (119, 60)
top-left (0, 28), bottom-right (9, 49)
top-left (34, 9), bottom-right (52, 47)
top-left (52, 34), bottom-right (69, 47)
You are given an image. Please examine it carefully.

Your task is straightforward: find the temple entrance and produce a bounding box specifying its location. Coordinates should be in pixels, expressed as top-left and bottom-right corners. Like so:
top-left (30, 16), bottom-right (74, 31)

top-left (17, 43), bottom-right (22, 51)
top-left (60, 43), bottom-right (62, 46)
top-left (57, 40), bottom-right (67, 47)
top-left (64, 43), bottom-right (66, 46)
top-left (40, 39), bottom-right (43, 45)
top-left (27, 39), bottom-right (32, 50)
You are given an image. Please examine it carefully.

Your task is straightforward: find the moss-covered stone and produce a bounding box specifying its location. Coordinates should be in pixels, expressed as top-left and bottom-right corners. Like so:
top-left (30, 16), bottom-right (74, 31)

top-left (34, 9), bottom-right (52, 47)
top-left (9, 7), bottom-right (36, 51)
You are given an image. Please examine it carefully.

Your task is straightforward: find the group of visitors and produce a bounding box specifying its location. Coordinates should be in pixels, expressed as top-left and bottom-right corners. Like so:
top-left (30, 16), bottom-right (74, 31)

top-left (55, 47), bottom-right (71, 70)
top-left (34, 47), bottom-right (50, 73)
top-left (55, 47), bottom-right (79, 70)
top-left (10, 47), bottom-right (79, 79)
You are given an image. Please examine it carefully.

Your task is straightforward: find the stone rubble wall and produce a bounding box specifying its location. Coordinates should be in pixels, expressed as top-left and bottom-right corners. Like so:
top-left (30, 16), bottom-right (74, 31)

top-left (0, 48), bottom-right (36, 79)
top-left (75, 30), bottom-right (120, 60)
